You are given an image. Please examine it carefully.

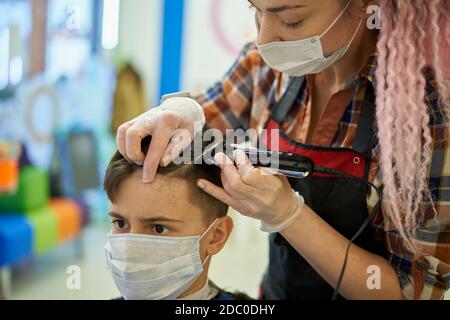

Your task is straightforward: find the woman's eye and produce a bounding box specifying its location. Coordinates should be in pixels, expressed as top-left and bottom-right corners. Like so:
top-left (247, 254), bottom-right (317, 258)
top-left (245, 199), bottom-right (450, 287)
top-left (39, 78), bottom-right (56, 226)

top-left (152, 224), bottom-right (169, 235)
top-left (112, 219), bottom-right (129, 230)
top-left (283, 21), bottom-right (303, 30)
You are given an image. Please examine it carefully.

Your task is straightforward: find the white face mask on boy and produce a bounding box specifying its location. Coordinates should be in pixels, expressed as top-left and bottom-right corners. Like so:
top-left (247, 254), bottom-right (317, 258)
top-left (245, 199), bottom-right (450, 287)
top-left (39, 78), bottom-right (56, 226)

top-left (104, 219), bottom-right (218, 300)
top-left (257, 0), bottom-right (362, 77)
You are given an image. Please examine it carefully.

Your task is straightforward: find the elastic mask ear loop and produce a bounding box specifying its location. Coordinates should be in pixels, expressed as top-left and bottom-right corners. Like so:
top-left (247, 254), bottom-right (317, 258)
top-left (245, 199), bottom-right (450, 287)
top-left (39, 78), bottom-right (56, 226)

top-left (346, 19), bottom-right (363, 47)
top-left (201, 255), bottom-right (212, 268)
top-left (319, 0), bottom-right (353, 39)
top-left (200, 219), bottom-right (219, 240)
top-left (199, 219), bottom-right (219, 268)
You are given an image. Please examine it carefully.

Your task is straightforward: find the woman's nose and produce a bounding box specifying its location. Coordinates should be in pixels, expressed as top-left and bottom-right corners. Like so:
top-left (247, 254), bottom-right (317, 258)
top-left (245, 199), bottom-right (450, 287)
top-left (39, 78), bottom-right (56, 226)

top-left (256, 15), bottom-right (282, 45)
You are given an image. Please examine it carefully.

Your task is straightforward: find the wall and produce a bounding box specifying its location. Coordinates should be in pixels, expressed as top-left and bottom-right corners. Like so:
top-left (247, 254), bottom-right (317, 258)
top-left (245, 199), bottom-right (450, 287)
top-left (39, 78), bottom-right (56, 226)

top-left (182, 0), bottom-right (257, 94)
top-left (117, 0), bottom-right (257, 104)
top-left (117, 0), bottom-right (162, 106)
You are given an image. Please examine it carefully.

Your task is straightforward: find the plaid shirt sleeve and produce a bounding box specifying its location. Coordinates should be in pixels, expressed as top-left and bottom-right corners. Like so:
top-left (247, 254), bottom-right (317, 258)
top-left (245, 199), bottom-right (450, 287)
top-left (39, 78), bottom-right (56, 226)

top-left (402, 72), bottom-right (450, 300)
top-left (369, 70), bottom-right (450, 300)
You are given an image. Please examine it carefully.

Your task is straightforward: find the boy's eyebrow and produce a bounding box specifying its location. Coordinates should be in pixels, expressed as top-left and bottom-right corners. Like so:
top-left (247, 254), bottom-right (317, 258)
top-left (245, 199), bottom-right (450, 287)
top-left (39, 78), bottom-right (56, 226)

top-left (140, 216), bottom-right (184, 224)
top-left (109, 212), bottom-right (184, 224)
top-left (109, 211), bottom-right (125, 220)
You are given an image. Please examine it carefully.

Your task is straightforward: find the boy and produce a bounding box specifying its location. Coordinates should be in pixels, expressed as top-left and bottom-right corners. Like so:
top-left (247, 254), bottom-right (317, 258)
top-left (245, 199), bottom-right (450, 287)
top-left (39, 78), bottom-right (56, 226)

top-left (103, 137), bottom-right (249, 300)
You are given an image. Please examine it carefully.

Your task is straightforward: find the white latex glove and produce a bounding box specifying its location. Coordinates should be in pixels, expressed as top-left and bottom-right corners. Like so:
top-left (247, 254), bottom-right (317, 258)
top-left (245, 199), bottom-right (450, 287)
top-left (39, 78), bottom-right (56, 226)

top-left (116, 96), bottom-right (205, 183)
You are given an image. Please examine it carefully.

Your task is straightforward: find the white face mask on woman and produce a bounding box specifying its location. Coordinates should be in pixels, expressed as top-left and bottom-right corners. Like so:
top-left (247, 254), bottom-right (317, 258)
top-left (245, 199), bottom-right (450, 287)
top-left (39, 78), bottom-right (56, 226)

top-left (257, 0), bottom-right (362, 77)
top-left (104, 220), bottom-right (218, 300)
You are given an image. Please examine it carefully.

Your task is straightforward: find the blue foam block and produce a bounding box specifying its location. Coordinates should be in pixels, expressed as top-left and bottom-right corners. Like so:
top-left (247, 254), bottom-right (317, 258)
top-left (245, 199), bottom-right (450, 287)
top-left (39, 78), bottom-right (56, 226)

top-left (0, 214), bottom-right (33, 267)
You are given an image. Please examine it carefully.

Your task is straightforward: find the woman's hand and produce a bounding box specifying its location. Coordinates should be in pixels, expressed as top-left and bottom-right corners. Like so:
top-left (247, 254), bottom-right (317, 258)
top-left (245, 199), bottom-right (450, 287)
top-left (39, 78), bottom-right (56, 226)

top-left (197, 149), bottom-right (301, 226)
top-left (116, 97), bottom-right (205, 183)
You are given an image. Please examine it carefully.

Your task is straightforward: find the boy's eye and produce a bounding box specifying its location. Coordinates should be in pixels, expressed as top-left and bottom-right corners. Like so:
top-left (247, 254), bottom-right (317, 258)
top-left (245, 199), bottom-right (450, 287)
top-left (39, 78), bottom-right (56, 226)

top-left (152, 224), bottom-right (169, 235)
top-left (112, 219), bottom-right (130, 230)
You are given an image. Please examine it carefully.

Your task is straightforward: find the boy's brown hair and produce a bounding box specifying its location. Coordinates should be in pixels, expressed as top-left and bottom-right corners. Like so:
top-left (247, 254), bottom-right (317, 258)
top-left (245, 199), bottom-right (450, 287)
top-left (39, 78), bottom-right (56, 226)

top-left (104, 136), bottom-right (228, 221)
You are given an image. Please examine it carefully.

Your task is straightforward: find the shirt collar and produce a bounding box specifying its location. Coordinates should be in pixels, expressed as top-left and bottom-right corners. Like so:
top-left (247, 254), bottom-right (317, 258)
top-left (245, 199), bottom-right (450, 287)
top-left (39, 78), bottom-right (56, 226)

top-left (364, 53), bottom-right (378, 85)
top-left (177, 280), bottom-right (219, 300)
top-left (343, 52), bottom-right (378, 90)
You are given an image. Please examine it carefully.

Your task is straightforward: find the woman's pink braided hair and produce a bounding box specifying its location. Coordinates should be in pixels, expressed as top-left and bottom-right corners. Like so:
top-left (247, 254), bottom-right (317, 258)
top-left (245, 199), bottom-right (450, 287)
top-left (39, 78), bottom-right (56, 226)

top-left (375, 0), bottom-right (450, 253)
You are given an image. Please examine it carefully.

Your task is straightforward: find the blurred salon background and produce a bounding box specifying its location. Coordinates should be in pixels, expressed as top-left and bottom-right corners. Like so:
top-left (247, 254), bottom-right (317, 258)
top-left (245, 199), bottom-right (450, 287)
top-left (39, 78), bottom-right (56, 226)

top-left (0, 0), bottom-right (268, 300)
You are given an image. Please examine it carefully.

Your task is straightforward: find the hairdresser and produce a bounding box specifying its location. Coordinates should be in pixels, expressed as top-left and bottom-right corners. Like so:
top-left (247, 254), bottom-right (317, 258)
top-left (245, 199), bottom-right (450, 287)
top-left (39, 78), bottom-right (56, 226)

top-left (116, 0), bottom-right (450, 300)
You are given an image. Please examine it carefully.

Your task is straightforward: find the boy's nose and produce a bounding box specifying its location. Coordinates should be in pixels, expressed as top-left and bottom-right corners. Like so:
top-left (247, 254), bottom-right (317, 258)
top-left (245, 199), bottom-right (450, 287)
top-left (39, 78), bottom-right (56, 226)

top-left (130, 226), bottom-right (148, 235)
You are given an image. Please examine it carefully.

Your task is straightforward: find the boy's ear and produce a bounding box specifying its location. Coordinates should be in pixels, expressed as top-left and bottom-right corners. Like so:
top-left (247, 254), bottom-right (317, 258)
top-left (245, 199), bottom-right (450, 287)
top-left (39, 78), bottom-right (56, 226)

top-left (206, 216), bottom-right (233, 256)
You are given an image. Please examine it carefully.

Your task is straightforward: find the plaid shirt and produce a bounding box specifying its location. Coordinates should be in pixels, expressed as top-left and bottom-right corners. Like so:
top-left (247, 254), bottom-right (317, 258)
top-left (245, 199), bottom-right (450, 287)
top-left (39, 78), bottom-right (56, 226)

top-left (195, 42), bottom-right (450, 300)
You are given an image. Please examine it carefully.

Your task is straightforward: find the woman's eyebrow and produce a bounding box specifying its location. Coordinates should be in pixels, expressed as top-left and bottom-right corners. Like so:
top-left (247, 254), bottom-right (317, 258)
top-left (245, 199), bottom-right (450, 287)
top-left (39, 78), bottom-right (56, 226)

top-left (247, 0), bottom-right (306, 13)
top-left (267, 5), bottom-right (306, 13)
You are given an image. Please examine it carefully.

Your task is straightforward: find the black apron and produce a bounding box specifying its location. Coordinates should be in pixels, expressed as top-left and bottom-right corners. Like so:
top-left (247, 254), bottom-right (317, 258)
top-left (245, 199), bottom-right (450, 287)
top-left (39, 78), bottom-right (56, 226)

top-left (260, 77), bottom-right (386, 300)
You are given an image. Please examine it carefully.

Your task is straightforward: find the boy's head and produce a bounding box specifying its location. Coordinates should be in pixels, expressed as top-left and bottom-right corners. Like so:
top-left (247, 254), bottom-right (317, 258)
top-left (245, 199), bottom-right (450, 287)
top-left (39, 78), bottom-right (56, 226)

top-left (104, 136), bottom-right (233, 299)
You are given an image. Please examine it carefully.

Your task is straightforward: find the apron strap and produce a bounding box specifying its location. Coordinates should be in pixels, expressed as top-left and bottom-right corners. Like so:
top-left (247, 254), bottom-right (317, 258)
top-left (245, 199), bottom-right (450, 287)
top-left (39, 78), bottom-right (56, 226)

top-left (352, 83), bottom-right (376, 157)
top-left (271, 77), bottom-right (306, 123)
